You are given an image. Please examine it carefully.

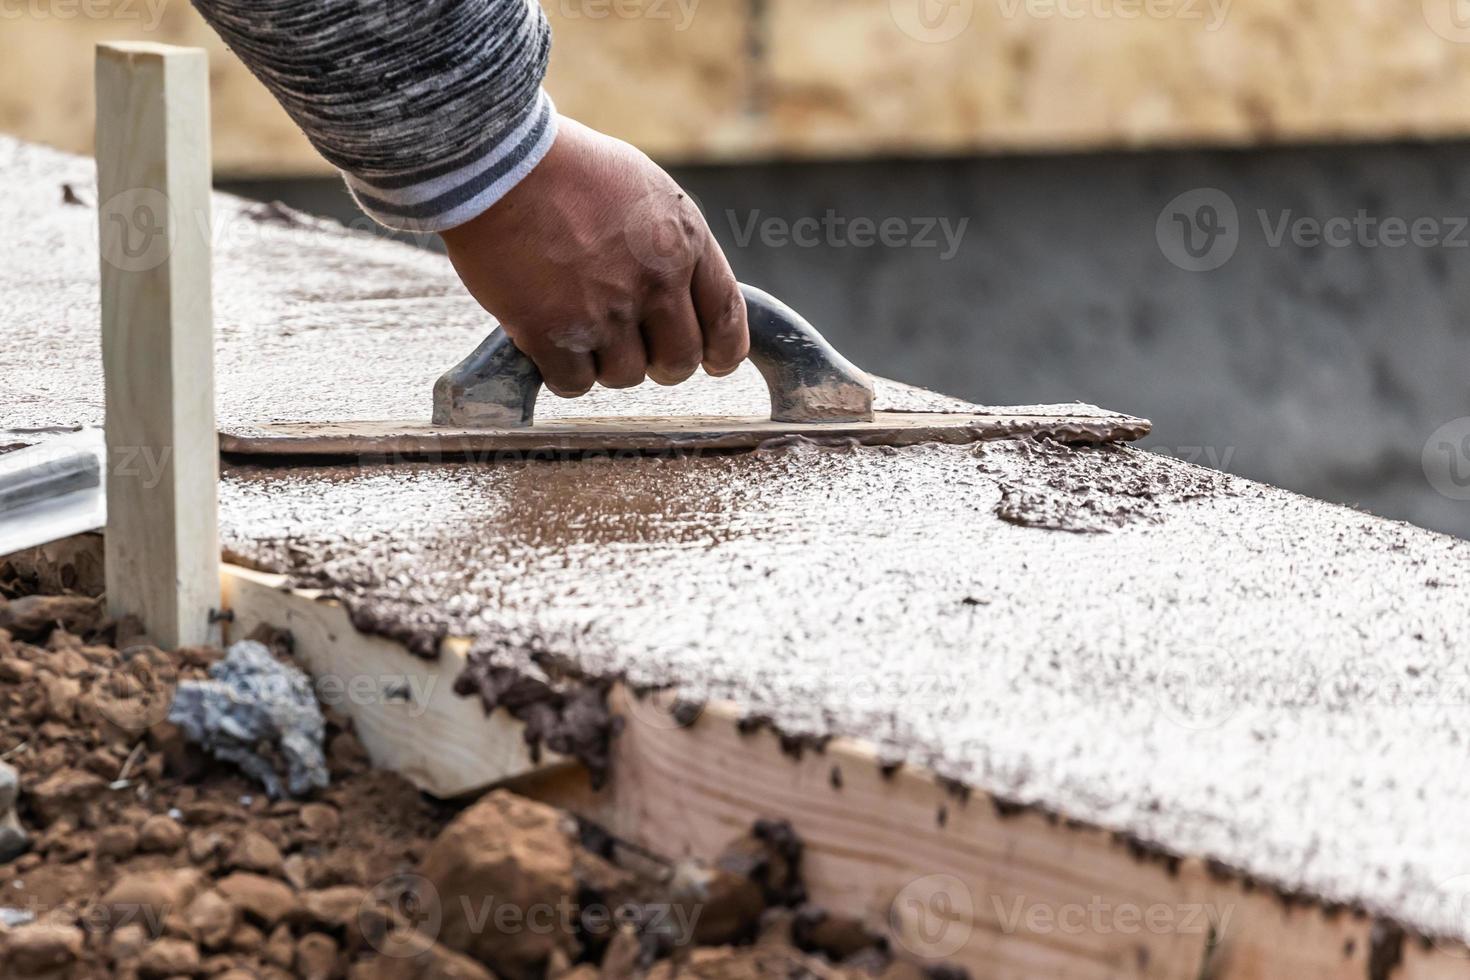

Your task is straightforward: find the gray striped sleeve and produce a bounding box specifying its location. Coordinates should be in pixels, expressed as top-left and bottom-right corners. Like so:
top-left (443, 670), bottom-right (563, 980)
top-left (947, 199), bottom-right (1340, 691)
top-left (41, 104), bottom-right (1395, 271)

top-left (191, 0), bottom-right (558, 232)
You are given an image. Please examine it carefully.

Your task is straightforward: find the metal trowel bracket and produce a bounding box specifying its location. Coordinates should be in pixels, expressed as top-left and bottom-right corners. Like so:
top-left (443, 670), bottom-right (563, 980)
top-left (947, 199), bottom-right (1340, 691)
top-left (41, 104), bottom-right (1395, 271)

top-left (431, 284), bottom-right (876, 428)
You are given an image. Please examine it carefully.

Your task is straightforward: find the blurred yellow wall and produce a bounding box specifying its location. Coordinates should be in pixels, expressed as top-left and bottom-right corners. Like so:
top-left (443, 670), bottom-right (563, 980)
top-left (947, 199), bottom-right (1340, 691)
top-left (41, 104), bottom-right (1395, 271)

top-left (6, 0), bottom-right (1470, 177)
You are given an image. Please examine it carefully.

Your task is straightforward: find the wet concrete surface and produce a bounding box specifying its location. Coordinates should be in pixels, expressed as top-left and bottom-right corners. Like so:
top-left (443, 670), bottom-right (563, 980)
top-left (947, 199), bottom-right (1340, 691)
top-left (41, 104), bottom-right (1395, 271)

top-left (218, 437), bottom-right (1470, 941)
top-left (9, 135), bottom-right (1470, 940)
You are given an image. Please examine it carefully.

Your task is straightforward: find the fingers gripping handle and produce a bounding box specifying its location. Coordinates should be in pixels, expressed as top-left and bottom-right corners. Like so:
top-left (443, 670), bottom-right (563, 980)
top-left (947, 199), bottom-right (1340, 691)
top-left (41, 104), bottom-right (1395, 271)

top-left (431, 284), bottom-right (875, 428)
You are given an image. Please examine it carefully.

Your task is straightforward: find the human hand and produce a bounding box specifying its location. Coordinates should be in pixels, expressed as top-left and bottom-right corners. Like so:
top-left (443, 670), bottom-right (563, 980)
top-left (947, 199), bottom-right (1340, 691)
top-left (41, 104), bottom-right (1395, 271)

top-left (440, 118), bottom-right (749, 397)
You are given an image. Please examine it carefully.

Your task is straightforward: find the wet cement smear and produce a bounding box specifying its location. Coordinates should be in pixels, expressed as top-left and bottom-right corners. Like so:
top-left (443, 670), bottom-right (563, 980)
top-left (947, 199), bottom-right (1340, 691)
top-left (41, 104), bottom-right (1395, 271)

top-left (218, 439), bottom-right (1470, 941)
top-left (979, 438), bottom-right (1234, 532)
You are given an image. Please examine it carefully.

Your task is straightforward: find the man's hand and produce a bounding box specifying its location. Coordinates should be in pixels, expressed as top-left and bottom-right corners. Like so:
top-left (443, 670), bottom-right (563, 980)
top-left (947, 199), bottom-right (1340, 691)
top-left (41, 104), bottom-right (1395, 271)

top-left (440, 118), bottom-right (749, 397)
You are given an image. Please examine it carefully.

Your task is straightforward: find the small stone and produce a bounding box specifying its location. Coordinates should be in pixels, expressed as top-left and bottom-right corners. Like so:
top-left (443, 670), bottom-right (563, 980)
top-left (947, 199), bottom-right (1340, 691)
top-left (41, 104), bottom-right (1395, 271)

top-left (138, 814), bottom-right (184, 853)
top-left (300, 886), bottom-right (365, 932)
top-left (216, 872), bottom-right (298, 928)
top-left (295, 931), bottom-right (339, 980)
top-left (40, 673), bottom-right (81, 722)
top-left (0, 595), bottom-right (103, 642)
top-left (298, 804), bottom-right (340, 841)
top-left (96, 824), bottom-right (139, 860)
top-left (228, 830), bottom-right (284, 877)
top-left (229, 923), bottom-right (264, 953)
top-left (5, 921), bottom-right (84, 974)
top-left (99, 868), bottom-right (207, 930)
top-left (28, 768), bottom-right (105, 824)
top-left (137, 936), bottom-right (201, 977)
top-left (264, 923), bottom-right (294, 968)
top-left (185, 889), bottom-right (238, 950)
top-left (0, 761), bottom-right (29, 862)
top-left (419, 790), bottom-right (579, 977)
top-left (0, 658), bottom-right (34, 683)
top-left (187, 828), bottom-right (231, 866)
top-left (282, 854), bottom-right (312, 891)
top-left (352, 940), bottom-right (496, 980)
top-left (109, 922), bottom-right (149, 961)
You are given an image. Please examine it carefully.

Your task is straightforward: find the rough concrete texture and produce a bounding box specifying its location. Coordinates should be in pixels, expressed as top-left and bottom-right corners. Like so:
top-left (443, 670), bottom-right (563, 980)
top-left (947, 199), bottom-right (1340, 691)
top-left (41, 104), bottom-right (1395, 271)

top-left (168, 640), bottom-right (329, 799)
top-left (215, 439), bottom-right (1470, 941)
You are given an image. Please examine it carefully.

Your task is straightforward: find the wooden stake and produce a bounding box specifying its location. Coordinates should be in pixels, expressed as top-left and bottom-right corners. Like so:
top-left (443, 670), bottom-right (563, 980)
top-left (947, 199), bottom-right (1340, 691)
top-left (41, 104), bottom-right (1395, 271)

top-left (96, 42), bottom-right (219, 649)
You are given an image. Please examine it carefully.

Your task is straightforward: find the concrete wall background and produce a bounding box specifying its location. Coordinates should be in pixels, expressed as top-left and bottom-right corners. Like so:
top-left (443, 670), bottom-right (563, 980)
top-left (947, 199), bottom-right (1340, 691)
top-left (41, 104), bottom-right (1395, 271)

top-left (223, 139), bottom-right (1470, 540)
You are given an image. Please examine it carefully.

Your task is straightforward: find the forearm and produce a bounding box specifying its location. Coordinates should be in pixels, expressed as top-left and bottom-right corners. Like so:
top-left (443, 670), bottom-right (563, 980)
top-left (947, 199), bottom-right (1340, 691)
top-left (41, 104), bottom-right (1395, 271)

top-left (191, 0), bottom-right (556, 231)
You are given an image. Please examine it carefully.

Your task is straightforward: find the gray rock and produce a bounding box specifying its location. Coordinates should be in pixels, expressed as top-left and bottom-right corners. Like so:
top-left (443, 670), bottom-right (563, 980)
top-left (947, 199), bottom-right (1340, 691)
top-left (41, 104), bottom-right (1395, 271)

top-left (167, 640), bottom-right (329, 798)
top-left (0, 761), bottom-right (29, 863)
top-left (0, 907), bottom-right (35, 928)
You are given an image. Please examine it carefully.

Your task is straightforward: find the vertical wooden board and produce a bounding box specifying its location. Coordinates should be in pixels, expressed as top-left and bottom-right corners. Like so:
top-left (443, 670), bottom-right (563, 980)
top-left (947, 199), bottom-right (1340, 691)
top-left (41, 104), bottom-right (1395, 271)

top-left (96, 42), bottom-right (219, 649)
top-left (220, 567), bottom-right (562, 797)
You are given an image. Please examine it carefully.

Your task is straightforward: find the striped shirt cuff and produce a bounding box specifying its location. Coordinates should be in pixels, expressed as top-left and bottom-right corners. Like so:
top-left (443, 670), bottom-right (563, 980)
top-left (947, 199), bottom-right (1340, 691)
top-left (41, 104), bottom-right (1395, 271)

top-left (343, 89), bottom-right (560, 234)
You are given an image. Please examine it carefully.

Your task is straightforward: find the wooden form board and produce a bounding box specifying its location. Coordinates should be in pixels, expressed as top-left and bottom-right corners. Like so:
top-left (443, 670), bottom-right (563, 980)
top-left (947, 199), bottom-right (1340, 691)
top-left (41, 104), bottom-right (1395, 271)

top-left (95, 43), bottom-right (220, 650)
top-left (219, 412), bottom-right (1152, 459)
top-left (215, 563), bottom-right (1470, 979)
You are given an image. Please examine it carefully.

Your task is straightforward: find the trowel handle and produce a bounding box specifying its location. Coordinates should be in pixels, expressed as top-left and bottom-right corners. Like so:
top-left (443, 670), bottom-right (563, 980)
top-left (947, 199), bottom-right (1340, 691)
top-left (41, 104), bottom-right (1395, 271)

top-left (432, 284), bottom-right (875, 429)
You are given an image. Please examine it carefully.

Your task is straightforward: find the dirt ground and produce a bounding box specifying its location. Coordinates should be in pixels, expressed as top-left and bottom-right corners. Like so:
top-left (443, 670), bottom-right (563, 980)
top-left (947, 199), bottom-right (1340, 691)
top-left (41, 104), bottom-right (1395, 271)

top-left (0, 554), bottom-right (960, 979)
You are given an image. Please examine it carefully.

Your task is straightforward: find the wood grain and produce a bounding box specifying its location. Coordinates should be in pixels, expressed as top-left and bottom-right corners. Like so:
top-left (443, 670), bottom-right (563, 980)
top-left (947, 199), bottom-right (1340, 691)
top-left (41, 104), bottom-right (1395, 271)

top-left (96, 42), bottom-right (220, 649)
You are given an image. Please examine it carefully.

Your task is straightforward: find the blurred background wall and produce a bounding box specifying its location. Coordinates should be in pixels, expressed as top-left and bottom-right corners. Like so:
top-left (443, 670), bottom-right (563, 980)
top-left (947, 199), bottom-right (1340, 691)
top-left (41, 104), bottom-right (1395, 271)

top-left (5, 0), bottom-right (1470, 537)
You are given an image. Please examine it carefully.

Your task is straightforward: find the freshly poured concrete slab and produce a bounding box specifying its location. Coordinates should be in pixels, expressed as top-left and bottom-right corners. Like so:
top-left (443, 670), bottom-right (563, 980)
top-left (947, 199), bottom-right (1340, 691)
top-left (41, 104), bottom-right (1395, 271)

top-left (216, 442), bottom-right (1470, 943)
top-left (7, 134), bottom-right (1470, 945)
